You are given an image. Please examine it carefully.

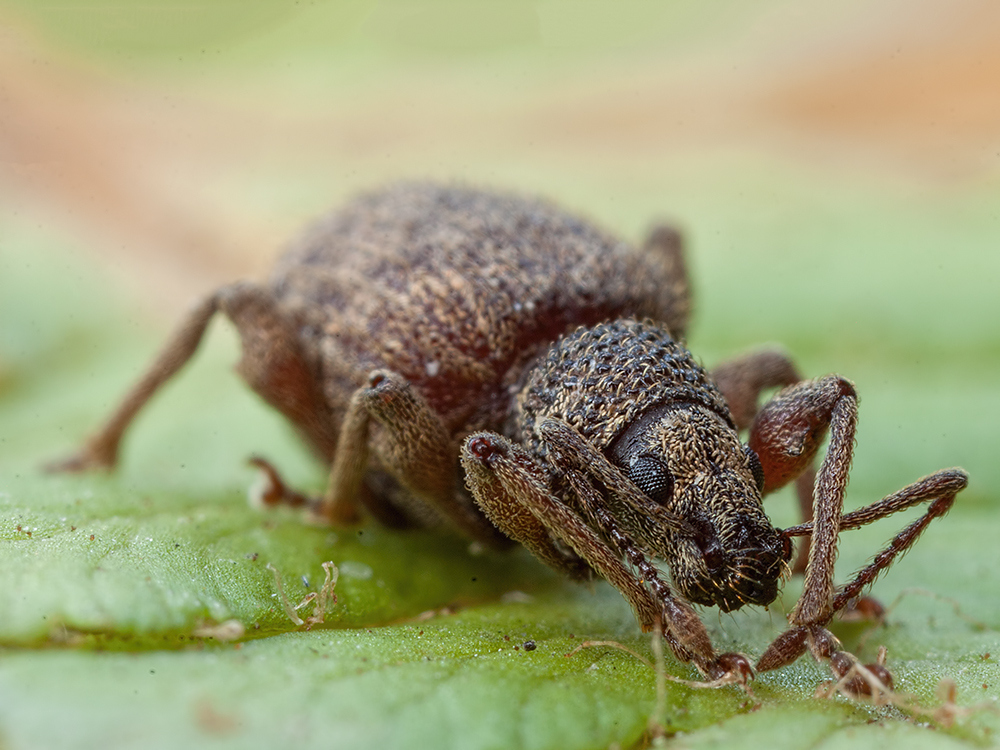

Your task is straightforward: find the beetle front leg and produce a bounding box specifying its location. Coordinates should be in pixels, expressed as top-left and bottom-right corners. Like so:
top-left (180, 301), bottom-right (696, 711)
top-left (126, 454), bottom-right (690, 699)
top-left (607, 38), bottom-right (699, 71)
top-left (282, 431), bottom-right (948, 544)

top-left (478, 418), bottom-right (754, 683)
top-left (752, 376), bottom-right (859, 631)
top-left (463, 432), bottom-right (667, 625)
top-left (829, 469), bottom-right (967, 616)
top-left (462, 433), bottom-right (595, 581)
top-left (321, 370), bottom-right (509, 547)
top-left (561, 466), bottom-right (752, 683)
top-left (748, 376), bottom-right (857, 672)
top-left (536, 418), bottom-right (758, 681)
top-left (760, 468), bottom-right (968, 679)
top-left (751, 374), bottom-right (864, 680)
top-left (752, 377), bottom-right (967, 692)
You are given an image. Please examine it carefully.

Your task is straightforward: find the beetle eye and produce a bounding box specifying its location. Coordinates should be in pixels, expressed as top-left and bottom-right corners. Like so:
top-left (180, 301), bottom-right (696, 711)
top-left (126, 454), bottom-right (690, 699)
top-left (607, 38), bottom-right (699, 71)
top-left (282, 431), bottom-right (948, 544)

top-left (744, 445), bottom-right (765, 493)
top-left (627, 454), bottom-right (675, 506)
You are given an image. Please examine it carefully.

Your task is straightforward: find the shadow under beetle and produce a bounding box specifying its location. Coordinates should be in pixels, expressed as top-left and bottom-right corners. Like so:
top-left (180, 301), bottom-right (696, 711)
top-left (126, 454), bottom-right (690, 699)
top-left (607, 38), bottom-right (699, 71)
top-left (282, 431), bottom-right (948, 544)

top-left (52, 183), bottom-right (968, 689)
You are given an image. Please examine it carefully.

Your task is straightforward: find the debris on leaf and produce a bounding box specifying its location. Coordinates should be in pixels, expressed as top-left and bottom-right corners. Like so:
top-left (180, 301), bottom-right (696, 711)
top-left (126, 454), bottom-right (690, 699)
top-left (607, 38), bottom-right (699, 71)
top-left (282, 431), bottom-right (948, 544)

top-left (193, 620), bottom-right (246, 642)
top-left (268, 561), bottom-right (338, 629)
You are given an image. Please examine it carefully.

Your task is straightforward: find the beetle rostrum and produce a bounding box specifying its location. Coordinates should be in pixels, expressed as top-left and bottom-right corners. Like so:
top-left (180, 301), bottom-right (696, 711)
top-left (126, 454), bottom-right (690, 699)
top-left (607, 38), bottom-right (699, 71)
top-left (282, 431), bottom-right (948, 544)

top-left (51, 182), bottom-right (967, 692)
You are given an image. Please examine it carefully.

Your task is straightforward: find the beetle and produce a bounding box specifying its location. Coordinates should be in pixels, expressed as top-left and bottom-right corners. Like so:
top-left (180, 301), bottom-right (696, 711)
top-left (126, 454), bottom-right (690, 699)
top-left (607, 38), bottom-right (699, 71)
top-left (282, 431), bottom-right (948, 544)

top-left (51, 182), bottom-right (967, 689)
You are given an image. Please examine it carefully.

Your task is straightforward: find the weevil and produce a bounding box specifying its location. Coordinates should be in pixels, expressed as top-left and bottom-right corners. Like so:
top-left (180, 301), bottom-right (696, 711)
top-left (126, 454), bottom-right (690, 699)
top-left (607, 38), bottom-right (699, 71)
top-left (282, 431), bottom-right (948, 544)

top-left (52, 183), bottom-right (967, 689)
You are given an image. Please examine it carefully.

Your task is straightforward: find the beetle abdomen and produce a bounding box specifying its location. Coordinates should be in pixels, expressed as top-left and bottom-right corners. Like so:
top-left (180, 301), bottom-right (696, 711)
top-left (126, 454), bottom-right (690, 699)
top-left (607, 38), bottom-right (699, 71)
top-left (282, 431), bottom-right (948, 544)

top-left (270, 184), bottom-right (689, 439)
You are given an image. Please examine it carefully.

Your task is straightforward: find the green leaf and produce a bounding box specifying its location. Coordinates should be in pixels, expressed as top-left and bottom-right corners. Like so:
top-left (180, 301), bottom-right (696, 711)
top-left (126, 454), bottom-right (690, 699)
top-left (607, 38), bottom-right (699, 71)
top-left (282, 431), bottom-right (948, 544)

top-left (0, 470), bottom-right (558, 646)
top-left (2, 3), bottom-right (1000, 746)
top-left (4, 181), bottom-right (1000, 750)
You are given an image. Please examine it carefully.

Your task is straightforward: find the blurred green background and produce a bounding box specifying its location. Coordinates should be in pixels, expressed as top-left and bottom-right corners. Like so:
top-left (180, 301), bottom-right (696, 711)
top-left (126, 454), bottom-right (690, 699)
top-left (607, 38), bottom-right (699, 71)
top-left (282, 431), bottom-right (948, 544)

top-left (1, 1), bottom-right (999, 748)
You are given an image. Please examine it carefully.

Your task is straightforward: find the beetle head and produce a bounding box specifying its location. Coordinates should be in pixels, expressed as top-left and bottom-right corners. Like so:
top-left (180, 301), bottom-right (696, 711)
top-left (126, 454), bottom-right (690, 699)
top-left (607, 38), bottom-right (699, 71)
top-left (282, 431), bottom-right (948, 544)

top-left (610, 404), bottom-right (791, 612)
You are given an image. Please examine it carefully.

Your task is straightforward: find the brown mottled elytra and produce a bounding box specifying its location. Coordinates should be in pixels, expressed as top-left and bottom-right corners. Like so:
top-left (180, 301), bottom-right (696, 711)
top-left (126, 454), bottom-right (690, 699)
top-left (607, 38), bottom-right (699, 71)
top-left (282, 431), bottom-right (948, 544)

top-left (50, 183), bottom-right (967, 690)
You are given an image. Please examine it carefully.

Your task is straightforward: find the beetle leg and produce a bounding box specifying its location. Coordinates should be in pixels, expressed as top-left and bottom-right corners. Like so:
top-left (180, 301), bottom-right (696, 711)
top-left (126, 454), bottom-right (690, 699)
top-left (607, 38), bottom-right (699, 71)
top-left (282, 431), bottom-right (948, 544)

top-left (462, 431), bottom-right (661, 625)
top-left (46, 293), bottom-right (219, 472)
top-left (563, 468), bottom-right (748, 679)
top-left (711, 348), bottom-right (816, 571)
top-left (535, 418), bottom-right (687, 539)
top-left (642, 225), bottom-right (691, 341)
top-left (785, 468), bottom-right (969, 617)
top-left (815, 470), bottom-right (966, 695)
top-left (754, 377), bottom-right (967, 690)
top-left (752, 375), bottom-right (859, 677)
top-left (47, 282), bottom-right (334, 472)
top-left (711, 348), bottom-right (802, 433)
top-left (322, 370), bottom-right (509, 546)
top-left (248, 455), bottom-right (314, 509)
top-left (320, 382), bottom-right (372, 524)
top-left (750, 376), bottom-right (858, 632)
top-left (462, 432), bottom-right (659, 630)
top-left (462, 432), bottom-right (594, 580)
top-left (530, 418), bottom-right (753, 682)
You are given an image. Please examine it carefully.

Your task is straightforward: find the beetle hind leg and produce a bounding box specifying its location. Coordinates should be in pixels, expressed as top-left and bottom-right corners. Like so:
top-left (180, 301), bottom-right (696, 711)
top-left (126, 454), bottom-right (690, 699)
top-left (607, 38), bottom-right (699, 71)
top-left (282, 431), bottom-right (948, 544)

top-left (45, 292), bottom-right (222, 473)
top-left (642, 225), bottom-right (692, 341)
top-left (47, 282), bottom-right (333, 474)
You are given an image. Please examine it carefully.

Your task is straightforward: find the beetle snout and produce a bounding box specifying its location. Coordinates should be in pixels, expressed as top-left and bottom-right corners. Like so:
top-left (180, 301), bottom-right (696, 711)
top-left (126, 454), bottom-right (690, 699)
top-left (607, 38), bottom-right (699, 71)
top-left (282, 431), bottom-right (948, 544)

top-left (718, 556), bottom-right (783, 611)
top-left (722, 527), bottom-right (792, 607)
